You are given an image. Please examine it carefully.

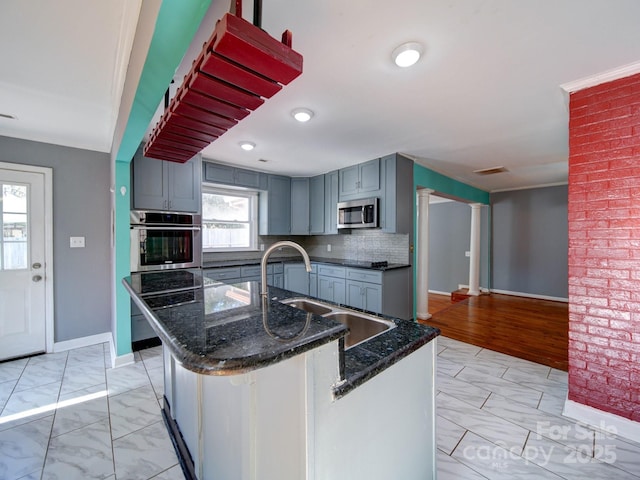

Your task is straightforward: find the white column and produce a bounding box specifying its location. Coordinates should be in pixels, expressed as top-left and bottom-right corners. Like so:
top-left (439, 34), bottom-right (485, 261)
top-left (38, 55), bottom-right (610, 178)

top-left (468, 203), bottom-right (482, 296)
top-left (416, 188), bottom-right (433, 320)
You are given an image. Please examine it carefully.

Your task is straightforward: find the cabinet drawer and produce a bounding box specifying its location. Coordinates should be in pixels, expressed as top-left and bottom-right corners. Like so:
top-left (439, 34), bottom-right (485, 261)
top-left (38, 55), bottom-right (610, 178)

top-left (317, 265), bottom-right (346, 278)
top-left (241, 265), bottom-right (262, 277)
top-left (204, 267), bottom-right (242, 281)
top-left (346, 268), bottom-right (382, 284)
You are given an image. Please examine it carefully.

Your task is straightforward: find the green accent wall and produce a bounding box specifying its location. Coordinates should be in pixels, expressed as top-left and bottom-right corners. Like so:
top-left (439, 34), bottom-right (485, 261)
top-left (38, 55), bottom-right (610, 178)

top-left (413, 163), bottom-right (489, 204)
top-left (113, 0), bottom-right (212, 357)
top-left (412, 163), bottom-right (489, 318)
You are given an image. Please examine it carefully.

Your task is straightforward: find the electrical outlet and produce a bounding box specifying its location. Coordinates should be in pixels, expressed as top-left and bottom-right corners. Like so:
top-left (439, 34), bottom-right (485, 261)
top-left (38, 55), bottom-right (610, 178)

top-left (465, 251), bottom-right (470, 257)
top-left (70, 236), bottom-right (85, 248)
top-left (260, 244), bottom-right (264, 251)
top-left (327, 244), bottom-right (332, 252)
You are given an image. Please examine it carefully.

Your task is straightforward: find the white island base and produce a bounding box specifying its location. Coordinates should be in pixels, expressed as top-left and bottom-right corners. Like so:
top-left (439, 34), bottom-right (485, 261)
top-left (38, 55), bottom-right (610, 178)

top-left (163, 339), bottom-right (437, 480)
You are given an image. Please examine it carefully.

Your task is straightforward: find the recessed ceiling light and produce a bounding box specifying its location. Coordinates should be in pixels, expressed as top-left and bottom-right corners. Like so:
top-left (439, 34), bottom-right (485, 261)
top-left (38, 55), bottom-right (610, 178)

top-left (291, 108), bottom-right (314, 122)
top-left (239, 141), bottom-right (255, 151)
top-left (392, 42), bottom-right (423, 68)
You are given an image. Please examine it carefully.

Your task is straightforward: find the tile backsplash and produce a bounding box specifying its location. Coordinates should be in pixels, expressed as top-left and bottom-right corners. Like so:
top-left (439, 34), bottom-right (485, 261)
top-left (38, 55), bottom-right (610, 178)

top-left (202, 231), bottom-right (411, 265)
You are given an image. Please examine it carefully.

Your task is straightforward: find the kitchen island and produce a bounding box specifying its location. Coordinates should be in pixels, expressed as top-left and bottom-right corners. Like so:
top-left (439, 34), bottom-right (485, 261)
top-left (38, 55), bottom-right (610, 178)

top-left (124, 269), bottom-right (439, 480)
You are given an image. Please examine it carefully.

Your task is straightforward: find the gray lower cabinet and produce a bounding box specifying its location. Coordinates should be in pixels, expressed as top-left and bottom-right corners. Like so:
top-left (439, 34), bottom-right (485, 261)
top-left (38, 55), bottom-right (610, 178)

top-left (346, 267), bottom-right (411, 319)
top-left (132, 148), bottom-right (202, 212)
top-left (131, 302), bottom-right (157, 342)
top-left (259, 174), bottom-right (291, 235)
top-left (317, 265), bottom-right (346, 304)
top-left (204, 263), bottom-right (283, 288)
top-left (345, 268), bottom-right (382, 313)
top-left (284, 263), bottom-right (310, 295)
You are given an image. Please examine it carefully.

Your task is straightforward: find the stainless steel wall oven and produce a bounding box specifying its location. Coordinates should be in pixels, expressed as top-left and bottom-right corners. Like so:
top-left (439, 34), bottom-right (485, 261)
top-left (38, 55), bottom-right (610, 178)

top-left (130, 210), bottom-right (202, 272)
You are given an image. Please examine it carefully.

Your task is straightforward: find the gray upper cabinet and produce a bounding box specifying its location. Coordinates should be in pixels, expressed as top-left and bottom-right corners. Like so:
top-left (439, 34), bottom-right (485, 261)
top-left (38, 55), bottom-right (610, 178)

top-left (309, 175), bottom-right (325, 235)
top-left (338, 158), bottom-right (380, 201)
top-left (203, 161), bottom-right (261, 189)
top-left (132, 148), bottom-right (201, 212)
top-left (259, 174), bottom-right (291, 235)
top-left (380, 154), bottom-right (414, 234)
top-left (324, 170), bottom-right (339, 234)
top-left (290, 178), bottom-right (310, 235)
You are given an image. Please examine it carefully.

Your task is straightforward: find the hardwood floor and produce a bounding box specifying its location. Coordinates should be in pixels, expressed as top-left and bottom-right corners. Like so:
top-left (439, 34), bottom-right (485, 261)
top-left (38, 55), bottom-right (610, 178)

top-left (421, 292), bottom-right (568, 371)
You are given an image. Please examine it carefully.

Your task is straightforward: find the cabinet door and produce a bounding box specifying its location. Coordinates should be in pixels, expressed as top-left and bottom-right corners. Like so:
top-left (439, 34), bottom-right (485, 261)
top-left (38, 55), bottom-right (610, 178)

top-left (346, 281), bottom-right (364, 309)
top-left (363, 283), bottom-right (382, 313)
top-left (309, 175), bottom-right (325, 234)
top-left (309, 273), bottom-right (318, 297)
top-left (290, 178), bottom-right (310, 235)
top-left (339, 165), bottom-right (360, 197)
top-left (132, 151), bottom-right (169, 210)
top-left (317, 276), bottom-right (333, 302)
top-left (167, 155), bottom-right (201, 212)
top-left (267, 175), bottom-right (291, 235)
top-left (273, 273), bottom-right (284, 289)
top-left (324, 171), bottom-right (339, 234)
top-left (358, 158), bottom-right (380, 193)
top-left (284, 263), bottom-right (309, 295)
top-left (332, 278), bottom-right (346, 304)
top-left (234, 168), bottom-right (260, 188)
top-left (203, 162), bottom-right (235, 184)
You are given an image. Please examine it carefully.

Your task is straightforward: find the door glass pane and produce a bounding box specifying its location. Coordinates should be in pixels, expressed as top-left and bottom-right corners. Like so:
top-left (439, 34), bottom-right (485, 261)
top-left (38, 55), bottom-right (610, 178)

top-left (1, 184), bottom-right (29, 271)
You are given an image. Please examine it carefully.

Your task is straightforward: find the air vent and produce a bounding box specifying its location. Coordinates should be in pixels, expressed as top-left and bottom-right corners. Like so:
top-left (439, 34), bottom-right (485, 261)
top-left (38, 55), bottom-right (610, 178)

top-left (473, 166), bottom-right (508, 175)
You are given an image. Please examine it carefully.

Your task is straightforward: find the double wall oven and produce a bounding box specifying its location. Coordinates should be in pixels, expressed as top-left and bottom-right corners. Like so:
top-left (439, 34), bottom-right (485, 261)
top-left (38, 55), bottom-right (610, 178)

top-left (130, 210), bottom-right (202, 347)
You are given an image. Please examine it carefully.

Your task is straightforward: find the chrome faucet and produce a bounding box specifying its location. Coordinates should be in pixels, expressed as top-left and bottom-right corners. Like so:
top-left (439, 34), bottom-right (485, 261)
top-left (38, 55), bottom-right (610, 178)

top-left (261, 241), bottom-right (311, 297)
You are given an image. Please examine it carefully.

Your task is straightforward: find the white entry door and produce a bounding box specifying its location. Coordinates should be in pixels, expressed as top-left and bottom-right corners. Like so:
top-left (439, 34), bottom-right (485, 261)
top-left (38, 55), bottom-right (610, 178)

top-left (0, 166), bottom-right (47, 360)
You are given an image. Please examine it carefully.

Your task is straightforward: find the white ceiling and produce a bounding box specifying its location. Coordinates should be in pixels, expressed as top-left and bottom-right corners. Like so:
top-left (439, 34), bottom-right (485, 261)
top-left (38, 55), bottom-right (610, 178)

top-left (2, 1), bottom-right (640, 192)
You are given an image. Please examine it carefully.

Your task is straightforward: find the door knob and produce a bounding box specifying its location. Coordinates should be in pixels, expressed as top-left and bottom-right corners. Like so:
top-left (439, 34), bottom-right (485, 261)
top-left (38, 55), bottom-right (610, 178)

top-left (32, 262), bottom-right (42, 269)
top-left (32, 275), bottom-right (43, 282)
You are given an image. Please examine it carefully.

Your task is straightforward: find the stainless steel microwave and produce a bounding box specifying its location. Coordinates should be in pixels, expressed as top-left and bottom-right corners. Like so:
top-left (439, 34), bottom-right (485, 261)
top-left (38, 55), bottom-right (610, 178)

top-left (337, 198), bottom-right (379, 229)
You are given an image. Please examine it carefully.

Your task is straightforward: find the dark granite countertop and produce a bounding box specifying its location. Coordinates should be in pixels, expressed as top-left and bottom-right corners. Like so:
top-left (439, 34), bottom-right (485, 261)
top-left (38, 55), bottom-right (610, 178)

top-left (123, 269), bottom-right (438, 397)
top-left (203, 256), bottom-right (410, 271)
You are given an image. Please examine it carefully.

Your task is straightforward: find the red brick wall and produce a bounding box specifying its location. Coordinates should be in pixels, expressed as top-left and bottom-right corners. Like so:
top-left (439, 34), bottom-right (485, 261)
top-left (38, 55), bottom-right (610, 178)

top-left (568, 72), bottom-right (640, 421)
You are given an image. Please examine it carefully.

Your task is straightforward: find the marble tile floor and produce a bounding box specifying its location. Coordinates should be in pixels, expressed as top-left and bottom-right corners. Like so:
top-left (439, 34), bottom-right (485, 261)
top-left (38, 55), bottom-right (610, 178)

top-left (0, 343), bottom-right (182, 480)
top-left (436, 336), bottom-right (640, 479)
top-left (1, 338), bottom-right (639, 479)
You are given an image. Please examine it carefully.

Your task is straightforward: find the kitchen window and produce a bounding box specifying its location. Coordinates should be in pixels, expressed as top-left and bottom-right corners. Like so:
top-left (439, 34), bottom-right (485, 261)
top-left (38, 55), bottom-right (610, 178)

top-left (202, 185), bottom-right (258, 252)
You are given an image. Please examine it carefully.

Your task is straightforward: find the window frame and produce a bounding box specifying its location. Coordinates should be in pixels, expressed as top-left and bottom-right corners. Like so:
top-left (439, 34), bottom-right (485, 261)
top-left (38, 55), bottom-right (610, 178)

top-left (201, 183), bottom-right (259, 253)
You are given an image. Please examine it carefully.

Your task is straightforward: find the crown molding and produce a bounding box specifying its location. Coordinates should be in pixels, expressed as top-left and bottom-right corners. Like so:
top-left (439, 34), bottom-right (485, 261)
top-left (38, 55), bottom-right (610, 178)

top-left (561, 61), bottom-right (640, 93)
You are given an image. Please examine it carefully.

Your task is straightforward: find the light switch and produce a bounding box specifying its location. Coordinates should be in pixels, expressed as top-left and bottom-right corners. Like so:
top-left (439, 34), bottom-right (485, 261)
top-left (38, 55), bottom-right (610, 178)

top-left (70, 236), bottom-right (85, 248)
top-left (465, 251), bottom-right (471, 257)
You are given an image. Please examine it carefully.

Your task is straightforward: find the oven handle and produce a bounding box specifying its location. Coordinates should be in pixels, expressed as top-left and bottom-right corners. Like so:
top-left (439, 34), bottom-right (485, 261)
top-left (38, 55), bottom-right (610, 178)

top-left (130, 225), bottom-right (201, 231)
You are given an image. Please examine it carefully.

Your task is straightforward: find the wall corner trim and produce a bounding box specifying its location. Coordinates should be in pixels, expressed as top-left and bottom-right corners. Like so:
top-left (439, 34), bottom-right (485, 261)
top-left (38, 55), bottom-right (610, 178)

top-left (563, 398), bottom-right (640, 444)
top-left (110, 338), bottom-right (135, 369)
top-left (560, 61), bottom-right (640, 93)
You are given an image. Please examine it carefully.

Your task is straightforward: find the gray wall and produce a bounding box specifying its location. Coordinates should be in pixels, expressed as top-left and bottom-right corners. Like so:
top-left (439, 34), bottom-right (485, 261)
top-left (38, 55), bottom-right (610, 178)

top-left (428, 201), bottom-right (490, 293)
top-left (0, 135), bottom-right (112, 342)
top-left (491, 185), bottom-right (568, 298)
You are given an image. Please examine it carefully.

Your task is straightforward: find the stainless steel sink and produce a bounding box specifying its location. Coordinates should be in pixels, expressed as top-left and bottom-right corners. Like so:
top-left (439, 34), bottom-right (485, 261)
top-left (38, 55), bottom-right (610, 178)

top-left (282, 299), bottom-right (332, 315)
top-left (281, 298), bottom-right (395, 348)
top-left (323, 311), bottom-right (394, 348)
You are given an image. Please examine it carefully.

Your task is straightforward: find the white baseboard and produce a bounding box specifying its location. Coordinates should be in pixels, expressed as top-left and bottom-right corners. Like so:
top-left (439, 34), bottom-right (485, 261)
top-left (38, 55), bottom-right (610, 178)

top-left (563, 399), bottom-right (640, 444)
top-left (428, 290), bottom-right (450, 296)
top-left (109, 338), bottom-right (135, 368)
top-left (490, 289), bottom-right (568, 303)
top-left (53, 332), bottom-right (112, 353)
